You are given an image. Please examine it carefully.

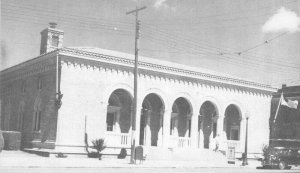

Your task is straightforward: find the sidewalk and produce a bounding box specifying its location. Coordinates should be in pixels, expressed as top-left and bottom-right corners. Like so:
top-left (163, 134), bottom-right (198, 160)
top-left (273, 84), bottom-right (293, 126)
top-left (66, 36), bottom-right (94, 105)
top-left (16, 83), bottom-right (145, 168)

top-left (0, 151), bottom-right (260, 168)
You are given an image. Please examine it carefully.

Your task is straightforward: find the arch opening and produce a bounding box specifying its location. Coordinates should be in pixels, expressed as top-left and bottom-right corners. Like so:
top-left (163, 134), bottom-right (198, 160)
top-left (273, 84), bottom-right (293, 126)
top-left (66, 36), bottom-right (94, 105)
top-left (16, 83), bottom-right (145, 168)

top-left (106, 89), bottom-right (133, 133)
top-left (199, 101), bottom-right (218, 149)
top-left (139, 93), bottom-right (165, 146)
top-left (170, 97), bottom-right (192, 138)
top-left (224, 104), bottom-right (241, 141)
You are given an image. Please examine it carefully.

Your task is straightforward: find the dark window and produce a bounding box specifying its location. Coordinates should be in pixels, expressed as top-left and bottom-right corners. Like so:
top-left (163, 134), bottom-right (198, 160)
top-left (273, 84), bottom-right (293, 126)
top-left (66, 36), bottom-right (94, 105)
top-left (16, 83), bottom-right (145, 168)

top-left (21, 81), bottom-right (26, 93)
top-left (33, 111), bottom-right (41, 131)
top-left (37, 77), bottom-right (42, 90)
top-left (51, 35), bottom-right (59, 47)
top-left (18, 108), bottom-right (24, 131)
top-left (106, 113), bottom-right (115, 131)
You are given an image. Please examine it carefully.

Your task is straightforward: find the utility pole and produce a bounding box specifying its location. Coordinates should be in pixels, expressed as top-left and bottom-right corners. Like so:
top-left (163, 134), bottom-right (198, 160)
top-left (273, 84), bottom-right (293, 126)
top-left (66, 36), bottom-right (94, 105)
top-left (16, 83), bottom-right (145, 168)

top-left (126, 6), bottom-right (146, 164)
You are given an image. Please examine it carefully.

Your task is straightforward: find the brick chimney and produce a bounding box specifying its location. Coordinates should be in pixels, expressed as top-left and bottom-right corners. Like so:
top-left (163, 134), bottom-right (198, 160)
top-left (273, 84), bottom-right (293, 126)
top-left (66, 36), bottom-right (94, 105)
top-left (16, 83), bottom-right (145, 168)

top-left (40, 23), bottom-right (64, 54)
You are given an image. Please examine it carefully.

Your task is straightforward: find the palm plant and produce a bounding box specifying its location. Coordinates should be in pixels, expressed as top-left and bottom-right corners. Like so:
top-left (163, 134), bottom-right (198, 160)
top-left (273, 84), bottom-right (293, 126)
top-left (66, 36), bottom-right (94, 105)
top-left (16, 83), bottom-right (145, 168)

top-left (92, 138), bottom-right (106, 160)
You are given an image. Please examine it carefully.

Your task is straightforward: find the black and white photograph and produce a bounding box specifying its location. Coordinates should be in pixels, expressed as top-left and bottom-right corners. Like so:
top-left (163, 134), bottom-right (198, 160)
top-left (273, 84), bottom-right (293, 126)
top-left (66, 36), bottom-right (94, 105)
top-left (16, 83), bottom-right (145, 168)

top-left (0, 0), bottom-right (300, 172)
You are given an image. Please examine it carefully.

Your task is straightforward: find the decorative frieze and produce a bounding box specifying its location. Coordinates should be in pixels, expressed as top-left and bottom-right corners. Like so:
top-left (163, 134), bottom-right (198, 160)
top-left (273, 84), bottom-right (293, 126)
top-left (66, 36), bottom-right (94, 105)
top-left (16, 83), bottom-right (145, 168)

top-left (60, 48), bottom-right (276, 92)
top-left (1, 60), bottom-right (56, 84)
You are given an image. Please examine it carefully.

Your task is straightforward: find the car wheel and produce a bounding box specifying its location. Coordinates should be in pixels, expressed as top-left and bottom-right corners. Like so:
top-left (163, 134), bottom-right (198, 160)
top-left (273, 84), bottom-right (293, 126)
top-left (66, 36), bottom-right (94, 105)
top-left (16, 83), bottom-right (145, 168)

top-left (278, 161), bottom-right (286, 170)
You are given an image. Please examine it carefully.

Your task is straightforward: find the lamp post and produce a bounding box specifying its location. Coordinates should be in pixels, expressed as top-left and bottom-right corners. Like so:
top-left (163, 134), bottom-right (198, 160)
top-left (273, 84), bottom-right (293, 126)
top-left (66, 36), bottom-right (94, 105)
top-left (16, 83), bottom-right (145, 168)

top-left (242, 112), bottom-right (250, 166)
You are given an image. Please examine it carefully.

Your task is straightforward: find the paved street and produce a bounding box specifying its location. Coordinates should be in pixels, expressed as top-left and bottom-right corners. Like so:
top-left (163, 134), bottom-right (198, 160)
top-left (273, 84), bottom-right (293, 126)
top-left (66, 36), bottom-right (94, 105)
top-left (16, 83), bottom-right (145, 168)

top-left (1, 151), bottom-right (300, 173)
top-left (1, 167), bottom-right (300, 173)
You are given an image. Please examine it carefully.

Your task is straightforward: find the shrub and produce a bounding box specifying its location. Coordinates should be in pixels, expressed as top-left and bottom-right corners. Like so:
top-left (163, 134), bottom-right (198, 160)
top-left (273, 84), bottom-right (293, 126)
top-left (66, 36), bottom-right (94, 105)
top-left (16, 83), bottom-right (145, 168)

top-left (118, 148), bottom-right (127, 159)
top-left (87, 151), bottom-right (100, 158)
top-left (91, 138), bottom-right (106, 160)
top-left (2, 131), bottom-right (21, 150)
top-left (0, 131), bottom-right (4, 152)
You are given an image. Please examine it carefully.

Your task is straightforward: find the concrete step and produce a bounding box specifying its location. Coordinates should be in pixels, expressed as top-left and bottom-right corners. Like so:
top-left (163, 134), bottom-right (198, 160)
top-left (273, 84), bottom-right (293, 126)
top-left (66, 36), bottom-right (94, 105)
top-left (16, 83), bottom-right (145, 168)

top-left (144, 147), bottom-right (227, 164)
top-left (145, 147), bottom-right (174, 160)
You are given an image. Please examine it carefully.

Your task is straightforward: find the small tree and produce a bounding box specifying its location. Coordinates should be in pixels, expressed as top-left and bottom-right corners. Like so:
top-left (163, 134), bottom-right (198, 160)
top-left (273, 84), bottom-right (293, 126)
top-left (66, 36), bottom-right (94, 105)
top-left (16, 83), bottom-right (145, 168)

top-left (92, 138), bottom-right (106, 160)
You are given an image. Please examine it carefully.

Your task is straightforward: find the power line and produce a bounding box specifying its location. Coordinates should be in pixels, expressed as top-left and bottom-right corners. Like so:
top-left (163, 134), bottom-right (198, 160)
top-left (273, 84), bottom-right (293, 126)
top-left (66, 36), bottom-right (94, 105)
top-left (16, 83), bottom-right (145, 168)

top-left (142, 27), bottom-right (300, 71)
top-left (2, 3), bottom-right (134, 25)
top-left (5, 3), bottom-right (297, 68)
top-left (143, 0), bottom-right (299, 25)
top-left (143, 25), bottom-right (300, 68)
top-left (2, 2), bottom-right (299, 76)
top-left (1, 8), bottom-right (134, 32)
top-left (3, 11), bottom-right (299, 74)
top-left (143, 32), bottom-right (299, 76)
top-left (2, 15), bottom-right (133, 36)
top-left (237, 32), bottom-right (288, 54)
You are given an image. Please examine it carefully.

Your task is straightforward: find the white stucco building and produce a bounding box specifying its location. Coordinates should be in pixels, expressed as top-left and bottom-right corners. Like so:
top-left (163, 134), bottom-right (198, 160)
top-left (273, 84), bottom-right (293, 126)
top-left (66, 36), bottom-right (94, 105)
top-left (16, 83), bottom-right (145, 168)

top-left (0, 24), bottom-right (276, 158)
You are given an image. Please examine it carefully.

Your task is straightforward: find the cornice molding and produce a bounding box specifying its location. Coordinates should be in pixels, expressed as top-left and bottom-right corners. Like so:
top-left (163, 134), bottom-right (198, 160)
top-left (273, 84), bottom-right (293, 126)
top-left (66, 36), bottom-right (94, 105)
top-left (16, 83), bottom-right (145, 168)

top-left (0, 48), bottom-right (277, 96)
top-left (0, 56), bottom-right (56, 83)
top-left (59, 48), bottom-right (277, 93)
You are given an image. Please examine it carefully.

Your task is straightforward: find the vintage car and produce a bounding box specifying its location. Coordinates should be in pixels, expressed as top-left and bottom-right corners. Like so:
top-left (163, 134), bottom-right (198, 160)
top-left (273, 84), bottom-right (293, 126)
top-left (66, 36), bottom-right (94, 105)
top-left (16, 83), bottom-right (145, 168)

top-left (261, 147), bottom-right (300, 169)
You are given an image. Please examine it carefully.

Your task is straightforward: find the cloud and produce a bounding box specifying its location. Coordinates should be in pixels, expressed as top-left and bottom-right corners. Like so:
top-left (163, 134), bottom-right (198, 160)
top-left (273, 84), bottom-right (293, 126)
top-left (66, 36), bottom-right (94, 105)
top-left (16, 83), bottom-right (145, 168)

top-left (262, 7), bottom-right (300, 33)
top-left (154, 0), bottom-right (169, 9)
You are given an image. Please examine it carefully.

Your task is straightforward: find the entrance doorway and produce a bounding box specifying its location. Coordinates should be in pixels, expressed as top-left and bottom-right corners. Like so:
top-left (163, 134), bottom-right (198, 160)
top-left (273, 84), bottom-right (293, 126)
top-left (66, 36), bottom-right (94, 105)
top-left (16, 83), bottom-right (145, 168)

top-left (200, 101), bottom-right (218, 149)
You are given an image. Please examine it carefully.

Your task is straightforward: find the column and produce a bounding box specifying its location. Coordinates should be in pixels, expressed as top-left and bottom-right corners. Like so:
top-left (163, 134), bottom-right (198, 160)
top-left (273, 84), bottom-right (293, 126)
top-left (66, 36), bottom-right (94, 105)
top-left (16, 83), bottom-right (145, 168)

top-left (217, 116), bottom-right (224, 136)
top-left (174, 118), bottom-right (178, 137)
top-left (198, 115), bottom-right (204, 149)
top-left (145, 110), bottom-right (151, 146)
top-left (239, 118), bottom-right (246, 152)
top-left (115, 111), bottom-right (121, 133)
top-left (217, 115), bottom-right (225, 150)
top-left (191, 111), bottom-right (199, 148)
top-left (162, 109), bottom-right (171, 148)
top-left (184, 115), bottom-right (190, 138)
top-left (157, 109), bottom-right (164, 147)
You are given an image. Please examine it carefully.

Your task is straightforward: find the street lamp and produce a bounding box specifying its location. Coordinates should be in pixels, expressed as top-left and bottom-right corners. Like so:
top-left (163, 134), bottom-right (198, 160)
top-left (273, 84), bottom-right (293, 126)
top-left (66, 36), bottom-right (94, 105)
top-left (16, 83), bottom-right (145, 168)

top-left (242, 112), bottom-right (250, 166)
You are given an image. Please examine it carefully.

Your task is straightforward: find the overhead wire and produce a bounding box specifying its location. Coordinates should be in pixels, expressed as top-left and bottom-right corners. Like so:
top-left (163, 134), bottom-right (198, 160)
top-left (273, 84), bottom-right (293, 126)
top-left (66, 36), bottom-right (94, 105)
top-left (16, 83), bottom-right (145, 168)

top-left (1, 7), bottom-right (134, 32)
top-left (143, 0), bottom-right (299, 25)
top-left (237, 32), bottom-right (288, 55)
top-left (1, 10), bottom-right (134, 36)
top-left (2, 1), bottom-right (300, 77)
top-left (143, 24), bottom-right (300, 69)
top-left (2, 15), bottom-right (133, 37)
top-left (142, 29), bottom-right (299, 75)
top-left (2, 6), bottom-right (300, 72)
top-left (142, 26), bottom-right (300, 71)
top-left (2, 2), bottom-right (134, 25)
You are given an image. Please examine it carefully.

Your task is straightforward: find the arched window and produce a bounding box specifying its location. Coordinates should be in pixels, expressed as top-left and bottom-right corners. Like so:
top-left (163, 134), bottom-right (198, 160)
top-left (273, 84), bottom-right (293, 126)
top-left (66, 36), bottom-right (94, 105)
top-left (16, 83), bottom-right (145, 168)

top-left (37, 77), bottom-right (42, 90)
top-left (224, 104), bottom-right (241, 141)
top-left (33, 111), bottom-right (41, 131)
top-left (21, 81), bottom-right (26, 93)
top-left (33, 93), bottom-right (42, 131)
top-left (3, 100), bottom-right (11, 131)
top-left (17, 102), bottom-right (25, 131)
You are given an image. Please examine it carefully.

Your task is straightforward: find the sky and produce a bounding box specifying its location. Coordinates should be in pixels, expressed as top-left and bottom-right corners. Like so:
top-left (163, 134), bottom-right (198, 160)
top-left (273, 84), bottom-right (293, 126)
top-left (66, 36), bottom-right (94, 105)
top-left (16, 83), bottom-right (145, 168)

top-left (1, 0), bottom-right (300, 88)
